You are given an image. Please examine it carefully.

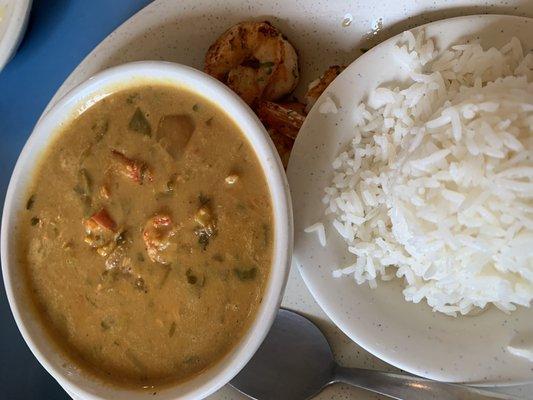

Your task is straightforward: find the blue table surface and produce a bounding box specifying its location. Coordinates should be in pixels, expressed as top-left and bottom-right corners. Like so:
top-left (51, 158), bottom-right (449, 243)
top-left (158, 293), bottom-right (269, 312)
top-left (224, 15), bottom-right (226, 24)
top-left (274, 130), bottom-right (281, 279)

top-left (0, 1), bottom-right (151, 398)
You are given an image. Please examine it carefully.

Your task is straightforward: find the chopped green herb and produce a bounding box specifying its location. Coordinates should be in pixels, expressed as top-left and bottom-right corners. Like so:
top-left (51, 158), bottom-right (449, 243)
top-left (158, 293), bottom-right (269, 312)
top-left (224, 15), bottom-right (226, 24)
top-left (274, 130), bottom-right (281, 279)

top-left (100, 316), bottom-right (114, 331)
top-left (233, 267), bottom-right (257, 281)
top-left (256, 61), bottom-right (275, 75)
top-left (260, 61), bottom-right (275, 68)
top-left (126, 349), bottom-right (147, 373)
top-left (26, 195), bottom-right (35, 210)
top-left (126, 93), bottom-right (139, 104)
top-left (73, 169), bottom-right (92, 217)
top-left (198, 193), bottom-right (210, 206)
top-left (192, 104), bottom-right (199, 112)
top-left (137, 253), bottom-right (145, 262)
top-left (92, 119), bottom-right (109, 141)
top-left (183, 355), bottom-right (200, 365)
top-left (262, 224), bottom-right (270, 246)
top-left (30, 217), bottom-right (40, 226)
top-left (166, 174), bottom-right (177, 193)
top-left (115, 231), bottom-right (126, 245)
top-left (186, 269), bottom-right (197, 285)
top-left (155, 191), bottom-right (174, 200)
top-left (74, 168), bottom-right (92, 198)
top-left (135, 277), bottom-right (147, 292)
top-left (85, 294), bottom-right (98, 308)
top-left (129, 108), bottom-right (152, 137)
top-left (196, 230), bottom-right (211, 250)
top-left (168, 321), bottom-right (177, 337)
top-left (166, 181), bottom-right (175, 193)
top-left (159, 265), bottom-right (171, 289)
top-left (292, 67), bottom-right (298, 78)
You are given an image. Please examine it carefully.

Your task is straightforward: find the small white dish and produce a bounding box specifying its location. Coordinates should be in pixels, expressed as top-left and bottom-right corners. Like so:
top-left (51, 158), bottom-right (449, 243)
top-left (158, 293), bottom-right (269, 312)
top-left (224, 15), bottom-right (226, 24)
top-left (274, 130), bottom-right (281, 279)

top-left (1, 61), bottom-right (293, 400)
top-left (0, 0), bottom-right (32, 72)
top-left (288, 14), bottom-right (533, 385)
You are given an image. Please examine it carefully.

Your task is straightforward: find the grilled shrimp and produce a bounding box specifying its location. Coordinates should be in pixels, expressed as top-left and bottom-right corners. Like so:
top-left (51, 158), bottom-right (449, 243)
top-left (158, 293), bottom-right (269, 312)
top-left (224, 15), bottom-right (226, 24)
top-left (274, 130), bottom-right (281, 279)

top-left (205, 21), bottom-right (299, 106)
top-left (305, 65), bottom-right (345, 110)
top-left (111, 150), bottom-right (153, 184)
top-left (143, 214), bottom-right (176, 264)
top-left (257, 100), bottom-right (306, 140)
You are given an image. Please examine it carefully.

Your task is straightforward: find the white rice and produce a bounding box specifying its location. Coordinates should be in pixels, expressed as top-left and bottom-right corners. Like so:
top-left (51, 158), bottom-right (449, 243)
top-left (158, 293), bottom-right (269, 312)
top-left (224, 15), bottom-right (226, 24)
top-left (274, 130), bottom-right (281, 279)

top-left (318, 95), bottom-right (339, 114)
top-left (313, 30), bottom-right (533, 316)
top-left (304, 223), bottom-right (327, 247)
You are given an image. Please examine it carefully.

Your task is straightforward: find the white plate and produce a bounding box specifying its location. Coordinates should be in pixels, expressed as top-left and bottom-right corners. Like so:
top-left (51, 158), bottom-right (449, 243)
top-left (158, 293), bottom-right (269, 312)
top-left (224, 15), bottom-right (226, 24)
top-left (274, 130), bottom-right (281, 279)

top-left (288, 14), bottom-right (533, 385)
top-left (0, 0), bottom-right (31, 72)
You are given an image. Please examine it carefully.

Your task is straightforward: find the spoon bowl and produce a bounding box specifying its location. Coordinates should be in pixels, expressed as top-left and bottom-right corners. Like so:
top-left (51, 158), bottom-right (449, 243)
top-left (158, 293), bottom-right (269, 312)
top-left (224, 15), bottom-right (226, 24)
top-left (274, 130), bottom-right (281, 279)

top-left (231, 309), bottom-right (333, 400)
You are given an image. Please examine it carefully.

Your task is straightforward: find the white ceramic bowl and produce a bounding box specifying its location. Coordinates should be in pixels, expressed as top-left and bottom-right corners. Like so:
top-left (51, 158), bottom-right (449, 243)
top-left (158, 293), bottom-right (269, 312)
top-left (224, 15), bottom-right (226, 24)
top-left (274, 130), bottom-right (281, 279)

top-left (1, 62), bottom-right (293, 399)
top-left (0, 0), bottom-right (32, 72)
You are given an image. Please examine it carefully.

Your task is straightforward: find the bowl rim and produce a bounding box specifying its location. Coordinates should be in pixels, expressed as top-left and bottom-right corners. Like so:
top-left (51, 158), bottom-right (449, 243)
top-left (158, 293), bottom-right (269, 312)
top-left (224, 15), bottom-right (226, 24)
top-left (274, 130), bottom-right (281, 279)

top-left (0, 0), bottom-right (32, 72)
top-left (1, 61), bottom-right (293, 400)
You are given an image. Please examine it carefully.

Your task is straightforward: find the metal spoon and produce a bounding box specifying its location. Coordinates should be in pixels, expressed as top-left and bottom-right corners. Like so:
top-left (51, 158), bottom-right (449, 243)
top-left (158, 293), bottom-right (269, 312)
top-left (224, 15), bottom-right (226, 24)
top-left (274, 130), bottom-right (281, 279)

top-left (230, 309), bottom-right (522, 400)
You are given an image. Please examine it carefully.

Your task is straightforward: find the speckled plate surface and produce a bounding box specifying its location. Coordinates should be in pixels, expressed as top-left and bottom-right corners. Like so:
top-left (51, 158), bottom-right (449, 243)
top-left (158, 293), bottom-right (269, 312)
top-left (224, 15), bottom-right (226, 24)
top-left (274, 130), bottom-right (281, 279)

top-left (44, 0), bottom-right (533, 398)
top-left (288, 14), bottom-right (533, 385)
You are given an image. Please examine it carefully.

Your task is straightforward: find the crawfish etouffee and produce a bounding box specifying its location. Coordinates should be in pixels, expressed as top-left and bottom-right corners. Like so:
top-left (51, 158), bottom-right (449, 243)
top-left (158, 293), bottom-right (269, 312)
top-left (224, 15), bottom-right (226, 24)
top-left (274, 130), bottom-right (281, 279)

top-left (17, 84), bottom-right (273, 388)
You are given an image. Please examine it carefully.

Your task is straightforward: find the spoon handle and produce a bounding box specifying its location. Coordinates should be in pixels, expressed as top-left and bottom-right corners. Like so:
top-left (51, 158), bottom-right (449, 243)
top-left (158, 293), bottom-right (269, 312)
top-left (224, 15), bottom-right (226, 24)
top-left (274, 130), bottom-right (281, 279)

top-left (332, 366), bottom-right (522, 400)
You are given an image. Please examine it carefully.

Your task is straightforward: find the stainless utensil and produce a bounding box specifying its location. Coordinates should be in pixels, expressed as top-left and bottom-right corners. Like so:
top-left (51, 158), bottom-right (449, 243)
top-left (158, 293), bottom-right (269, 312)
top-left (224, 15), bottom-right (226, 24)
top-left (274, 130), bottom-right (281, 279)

top-left (231, 309), bottom-right (522, 400)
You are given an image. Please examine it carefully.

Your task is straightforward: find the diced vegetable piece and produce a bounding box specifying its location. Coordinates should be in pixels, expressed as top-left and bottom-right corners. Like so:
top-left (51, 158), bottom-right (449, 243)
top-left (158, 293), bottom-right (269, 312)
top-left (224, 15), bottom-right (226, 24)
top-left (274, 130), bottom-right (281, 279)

top-left (88, 208), bottom-right (117, 232)
top-left (156, 114), bottom-right (195, 159)
top-left (225, 174), bottom-right (239, 185)
top-left (129, 108), bottom-right (152, 137)
top-left (195, 206), bottom-right (213, 228)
